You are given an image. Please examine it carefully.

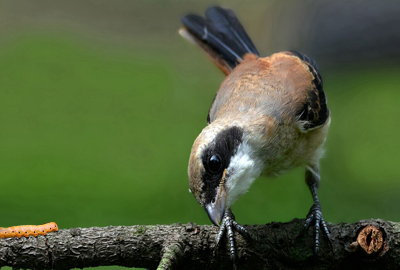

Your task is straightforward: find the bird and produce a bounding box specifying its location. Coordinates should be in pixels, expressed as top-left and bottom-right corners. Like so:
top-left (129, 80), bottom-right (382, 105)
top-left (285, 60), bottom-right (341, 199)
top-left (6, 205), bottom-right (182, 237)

top-left (180, 6), bottom-right (332, 263)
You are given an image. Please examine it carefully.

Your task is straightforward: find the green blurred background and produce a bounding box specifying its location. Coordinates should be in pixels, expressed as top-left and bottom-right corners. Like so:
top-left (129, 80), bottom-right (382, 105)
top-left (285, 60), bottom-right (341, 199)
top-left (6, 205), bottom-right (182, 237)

top-left (1, 0), bottom-right (399, 269)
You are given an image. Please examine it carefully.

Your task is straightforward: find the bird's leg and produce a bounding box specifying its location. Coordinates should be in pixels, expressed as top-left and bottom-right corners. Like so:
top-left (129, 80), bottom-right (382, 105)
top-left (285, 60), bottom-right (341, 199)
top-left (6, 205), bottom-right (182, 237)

top-left (215, 208), bottom-right (251, 265)
top-left (302, 165), bottom-right (332, 255)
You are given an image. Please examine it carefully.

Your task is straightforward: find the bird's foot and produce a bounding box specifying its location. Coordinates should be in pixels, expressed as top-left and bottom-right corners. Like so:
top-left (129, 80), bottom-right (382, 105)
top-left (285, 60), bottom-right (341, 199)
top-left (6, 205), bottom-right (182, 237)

top-left (301, 201), bottom-right (332, 255)
top-left (215, 210), bottom-right (251, 267)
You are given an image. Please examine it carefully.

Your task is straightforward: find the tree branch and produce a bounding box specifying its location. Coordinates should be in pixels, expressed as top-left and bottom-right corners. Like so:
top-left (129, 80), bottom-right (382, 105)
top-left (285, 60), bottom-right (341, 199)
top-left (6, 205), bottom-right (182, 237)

top-left (0, 219), bottom-right (398, 269)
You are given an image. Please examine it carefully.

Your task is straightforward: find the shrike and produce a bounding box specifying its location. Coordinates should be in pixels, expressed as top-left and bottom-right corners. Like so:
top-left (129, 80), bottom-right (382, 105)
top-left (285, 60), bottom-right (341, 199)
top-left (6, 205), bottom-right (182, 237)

top-left (180, 6), bottom-right (331, 263)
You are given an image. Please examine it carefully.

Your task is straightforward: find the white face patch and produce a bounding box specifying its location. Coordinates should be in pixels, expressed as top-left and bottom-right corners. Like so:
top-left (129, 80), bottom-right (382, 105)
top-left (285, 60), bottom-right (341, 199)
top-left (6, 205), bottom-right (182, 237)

top-left (225, 141), bottom-right (264, 207)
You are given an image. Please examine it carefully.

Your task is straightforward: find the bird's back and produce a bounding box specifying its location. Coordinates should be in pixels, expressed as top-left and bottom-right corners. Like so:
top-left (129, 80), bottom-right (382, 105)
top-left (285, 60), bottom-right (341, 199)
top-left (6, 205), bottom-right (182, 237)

top-left (209, 52), bottom-right (315, 126)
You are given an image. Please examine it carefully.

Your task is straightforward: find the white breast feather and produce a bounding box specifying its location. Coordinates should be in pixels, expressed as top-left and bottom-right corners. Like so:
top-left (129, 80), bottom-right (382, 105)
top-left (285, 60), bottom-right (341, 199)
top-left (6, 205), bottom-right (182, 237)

top-left (225, 141), bottom-right (264, 207)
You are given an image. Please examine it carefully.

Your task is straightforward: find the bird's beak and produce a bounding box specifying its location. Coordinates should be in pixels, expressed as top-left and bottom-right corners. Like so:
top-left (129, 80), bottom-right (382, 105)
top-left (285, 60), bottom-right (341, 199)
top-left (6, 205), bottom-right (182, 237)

top-left (205, 177), bottom-right (227, 226)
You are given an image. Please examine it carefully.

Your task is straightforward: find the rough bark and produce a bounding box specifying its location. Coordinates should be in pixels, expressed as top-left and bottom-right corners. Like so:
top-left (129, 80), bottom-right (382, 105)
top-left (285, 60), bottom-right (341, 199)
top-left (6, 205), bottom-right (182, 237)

top-left (0, 219), bottom-right (399, 269)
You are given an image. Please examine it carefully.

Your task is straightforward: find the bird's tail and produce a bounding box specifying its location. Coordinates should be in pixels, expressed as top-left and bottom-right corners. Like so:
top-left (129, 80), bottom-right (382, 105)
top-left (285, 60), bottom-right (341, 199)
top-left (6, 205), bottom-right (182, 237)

top-left (180, 6), bottom-right (259, 75)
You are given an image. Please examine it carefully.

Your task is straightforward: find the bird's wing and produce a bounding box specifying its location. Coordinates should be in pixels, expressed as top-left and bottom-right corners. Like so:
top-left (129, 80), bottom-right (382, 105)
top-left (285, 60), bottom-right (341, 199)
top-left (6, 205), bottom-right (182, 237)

top-left (286, 51), bottom-right (330, 131)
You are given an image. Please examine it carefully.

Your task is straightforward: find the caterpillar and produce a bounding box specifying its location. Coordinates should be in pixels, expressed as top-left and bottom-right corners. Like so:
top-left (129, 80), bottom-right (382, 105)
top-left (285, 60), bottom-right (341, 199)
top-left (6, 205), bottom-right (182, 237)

top-left (0, 222), bottom-right (58, 238)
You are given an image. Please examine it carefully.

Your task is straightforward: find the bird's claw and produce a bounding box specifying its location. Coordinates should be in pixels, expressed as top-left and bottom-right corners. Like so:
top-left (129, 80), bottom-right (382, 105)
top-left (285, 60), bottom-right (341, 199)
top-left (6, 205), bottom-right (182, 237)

top-left (215, 210), bottom-right (251, 266)
top-left (301, 202), bottom-right (332, 255)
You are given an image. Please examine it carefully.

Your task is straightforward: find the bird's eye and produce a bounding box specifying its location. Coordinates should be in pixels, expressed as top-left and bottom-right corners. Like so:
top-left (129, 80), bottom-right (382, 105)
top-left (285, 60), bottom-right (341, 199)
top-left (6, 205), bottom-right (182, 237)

top-left (208, 154), bottom-right (222, 173)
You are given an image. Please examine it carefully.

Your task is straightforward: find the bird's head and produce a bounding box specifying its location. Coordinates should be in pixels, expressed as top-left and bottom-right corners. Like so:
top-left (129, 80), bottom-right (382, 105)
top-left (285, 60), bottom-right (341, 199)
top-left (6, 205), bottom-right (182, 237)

top-left (188, 122), bottom-right (264, 225)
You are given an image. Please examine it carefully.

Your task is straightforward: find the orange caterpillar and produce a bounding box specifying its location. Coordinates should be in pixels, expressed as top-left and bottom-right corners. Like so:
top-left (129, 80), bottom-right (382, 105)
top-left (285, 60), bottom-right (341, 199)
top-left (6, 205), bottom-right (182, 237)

top-left (0, 222), bottom-right (58, 238)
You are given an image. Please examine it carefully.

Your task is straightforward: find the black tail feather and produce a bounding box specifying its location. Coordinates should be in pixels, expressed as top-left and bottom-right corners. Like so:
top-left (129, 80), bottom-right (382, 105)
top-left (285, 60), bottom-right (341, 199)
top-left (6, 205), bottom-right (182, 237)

top-left (181, 6), bottom-right (259, 70)
top-left (205, 7), bottom-right (259, 56)
top-left (181, 14), bottom-right (243, 67)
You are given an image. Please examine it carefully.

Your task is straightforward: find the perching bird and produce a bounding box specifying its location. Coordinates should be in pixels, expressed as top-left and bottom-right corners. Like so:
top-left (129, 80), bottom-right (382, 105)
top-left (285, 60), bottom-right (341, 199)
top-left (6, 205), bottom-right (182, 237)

top-left (180, 6), bottom-right (331, 263)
